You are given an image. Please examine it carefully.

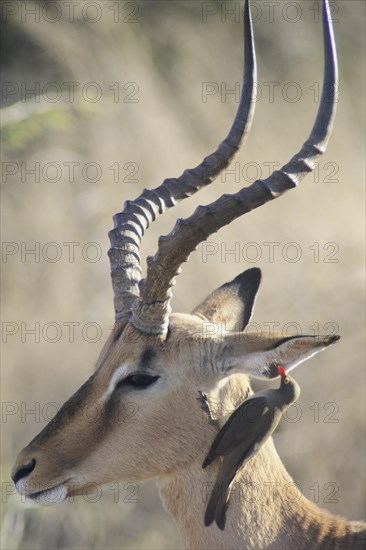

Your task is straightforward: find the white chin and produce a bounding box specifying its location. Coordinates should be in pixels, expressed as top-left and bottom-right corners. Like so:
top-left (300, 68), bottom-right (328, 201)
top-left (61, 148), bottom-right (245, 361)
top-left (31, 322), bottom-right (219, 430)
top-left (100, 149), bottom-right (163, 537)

top-left (26, 484), bottom-right (68, 506)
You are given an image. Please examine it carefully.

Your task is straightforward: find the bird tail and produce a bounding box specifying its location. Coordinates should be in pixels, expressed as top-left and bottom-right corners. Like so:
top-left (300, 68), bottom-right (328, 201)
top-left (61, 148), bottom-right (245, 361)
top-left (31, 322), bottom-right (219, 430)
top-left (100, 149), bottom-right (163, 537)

top-left (215, 500), bottom-right (229, 531)
top-left (204, 476), bottom-right (231, 531)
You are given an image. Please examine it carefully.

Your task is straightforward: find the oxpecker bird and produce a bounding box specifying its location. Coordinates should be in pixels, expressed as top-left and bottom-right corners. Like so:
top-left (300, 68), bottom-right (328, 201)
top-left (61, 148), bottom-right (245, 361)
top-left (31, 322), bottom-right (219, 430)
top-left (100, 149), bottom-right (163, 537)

top-left (202, 365), bottom-right (300, 530)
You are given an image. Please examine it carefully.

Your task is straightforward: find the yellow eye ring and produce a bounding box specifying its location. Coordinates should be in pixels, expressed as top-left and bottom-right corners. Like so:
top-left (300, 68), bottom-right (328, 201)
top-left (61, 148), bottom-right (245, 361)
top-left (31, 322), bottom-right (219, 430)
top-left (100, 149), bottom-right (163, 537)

top-left (284, 376), bottom-right (290, 384)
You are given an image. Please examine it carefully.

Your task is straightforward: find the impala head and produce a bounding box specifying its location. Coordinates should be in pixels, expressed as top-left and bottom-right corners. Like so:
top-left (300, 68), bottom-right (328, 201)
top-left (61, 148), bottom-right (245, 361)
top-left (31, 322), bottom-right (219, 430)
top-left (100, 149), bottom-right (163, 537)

top-left (12, 0), bottom-right (339, 508)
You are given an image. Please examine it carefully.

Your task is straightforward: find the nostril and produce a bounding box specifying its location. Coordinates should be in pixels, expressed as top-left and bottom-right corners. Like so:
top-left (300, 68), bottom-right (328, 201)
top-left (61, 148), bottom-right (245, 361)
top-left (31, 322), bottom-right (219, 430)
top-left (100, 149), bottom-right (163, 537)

top-left (12, 459), bottom-right (36, 484)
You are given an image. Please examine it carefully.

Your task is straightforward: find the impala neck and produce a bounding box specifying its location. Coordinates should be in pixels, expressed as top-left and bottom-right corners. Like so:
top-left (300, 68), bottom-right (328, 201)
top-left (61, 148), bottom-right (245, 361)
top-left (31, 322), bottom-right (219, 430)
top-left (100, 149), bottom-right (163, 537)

top-left (158, 438), bottom-right (353, 550)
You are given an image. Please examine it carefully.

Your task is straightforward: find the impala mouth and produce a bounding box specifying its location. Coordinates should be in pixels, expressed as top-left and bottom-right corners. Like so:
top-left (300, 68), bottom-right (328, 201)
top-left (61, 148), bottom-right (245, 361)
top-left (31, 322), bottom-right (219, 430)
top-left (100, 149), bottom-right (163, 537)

top-left (17, 482), bottom-right (68, 506)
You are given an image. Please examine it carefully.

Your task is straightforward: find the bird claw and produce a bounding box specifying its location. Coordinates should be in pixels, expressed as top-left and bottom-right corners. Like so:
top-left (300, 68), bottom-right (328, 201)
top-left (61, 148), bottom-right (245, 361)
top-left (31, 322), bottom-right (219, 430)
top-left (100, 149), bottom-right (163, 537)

top-left (197, 391), bottom-right (220, 430)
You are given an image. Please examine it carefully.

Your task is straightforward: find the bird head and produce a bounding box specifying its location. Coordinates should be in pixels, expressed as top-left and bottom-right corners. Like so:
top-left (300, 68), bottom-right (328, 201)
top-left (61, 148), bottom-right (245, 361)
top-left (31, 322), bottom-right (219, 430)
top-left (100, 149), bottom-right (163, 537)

top-left (277, 365), bottom-right (300, 404)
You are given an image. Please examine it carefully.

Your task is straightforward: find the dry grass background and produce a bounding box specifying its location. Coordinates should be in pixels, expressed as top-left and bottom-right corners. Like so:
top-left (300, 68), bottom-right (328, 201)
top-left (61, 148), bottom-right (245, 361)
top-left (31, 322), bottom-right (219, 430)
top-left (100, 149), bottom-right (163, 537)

top-left (1, 0), bottom-right (365, 548)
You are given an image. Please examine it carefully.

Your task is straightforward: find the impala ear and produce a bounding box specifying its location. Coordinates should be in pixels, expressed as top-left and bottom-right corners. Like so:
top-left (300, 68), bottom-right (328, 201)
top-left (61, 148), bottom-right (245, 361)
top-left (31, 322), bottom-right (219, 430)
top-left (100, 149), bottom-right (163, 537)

top-left (192, 268), bottom-right (261, 331)
top-left (219, 334), bottom-right (340, 379)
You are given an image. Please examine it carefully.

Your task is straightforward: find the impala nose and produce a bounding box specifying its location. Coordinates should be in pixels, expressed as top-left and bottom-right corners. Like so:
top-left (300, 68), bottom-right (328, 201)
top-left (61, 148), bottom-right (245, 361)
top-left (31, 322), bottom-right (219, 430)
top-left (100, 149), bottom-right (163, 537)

top-left (12, 458), bottom-right (36, 484)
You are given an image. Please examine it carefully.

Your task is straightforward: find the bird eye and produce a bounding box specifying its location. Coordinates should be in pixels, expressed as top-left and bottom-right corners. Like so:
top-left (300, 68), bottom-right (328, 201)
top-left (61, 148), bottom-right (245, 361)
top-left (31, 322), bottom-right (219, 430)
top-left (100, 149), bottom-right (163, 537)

top-left (116, 374), bottom-right (159, 390)
top-left (284, 376), bottom-right (290, 384)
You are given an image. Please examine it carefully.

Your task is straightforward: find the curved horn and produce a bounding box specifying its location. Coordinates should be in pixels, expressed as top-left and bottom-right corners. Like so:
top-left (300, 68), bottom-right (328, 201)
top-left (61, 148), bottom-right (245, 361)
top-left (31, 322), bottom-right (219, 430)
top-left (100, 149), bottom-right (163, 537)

top-left (108, 0), bottom-right (256, 321)
top-left (132, 0), bottom-right (338, 336)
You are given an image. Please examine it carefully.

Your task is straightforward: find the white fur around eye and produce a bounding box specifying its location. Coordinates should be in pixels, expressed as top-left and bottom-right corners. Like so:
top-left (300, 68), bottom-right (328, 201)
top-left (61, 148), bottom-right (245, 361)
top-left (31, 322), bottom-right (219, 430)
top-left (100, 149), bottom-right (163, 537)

top-left (103, 364), bottom-right (130, 399)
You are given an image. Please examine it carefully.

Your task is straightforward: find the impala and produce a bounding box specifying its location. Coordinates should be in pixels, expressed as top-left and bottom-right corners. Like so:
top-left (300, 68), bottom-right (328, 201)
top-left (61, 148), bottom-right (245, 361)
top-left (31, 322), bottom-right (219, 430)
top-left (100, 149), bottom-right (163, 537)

top-left (12, 1), bottom-right (365, 548)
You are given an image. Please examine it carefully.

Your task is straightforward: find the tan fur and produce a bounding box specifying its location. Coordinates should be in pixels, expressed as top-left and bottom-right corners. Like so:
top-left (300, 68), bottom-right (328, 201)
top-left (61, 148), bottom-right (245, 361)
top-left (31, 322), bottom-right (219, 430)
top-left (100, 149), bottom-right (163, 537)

top-left (12, 313), bottom-right (365, 549)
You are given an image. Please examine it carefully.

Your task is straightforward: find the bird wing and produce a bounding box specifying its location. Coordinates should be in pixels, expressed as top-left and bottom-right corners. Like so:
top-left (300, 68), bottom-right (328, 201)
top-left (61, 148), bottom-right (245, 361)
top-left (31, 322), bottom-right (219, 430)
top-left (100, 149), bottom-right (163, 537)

top-left (221, 428), bottom-right (267, 476)
top-left (208, 395), bottom-right (272, 457)
top-left (206, 428), bottom-right (271, 531)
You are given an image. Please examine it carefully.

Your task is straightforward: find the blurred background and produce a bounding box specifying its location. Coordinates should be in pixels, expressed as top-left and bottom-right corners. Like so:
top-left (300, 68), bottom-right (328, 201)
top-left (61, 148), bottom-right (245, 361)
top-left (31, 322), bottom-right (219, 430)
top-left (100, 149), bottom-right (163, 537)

top-left (1, 0), bottom-right (365, 548)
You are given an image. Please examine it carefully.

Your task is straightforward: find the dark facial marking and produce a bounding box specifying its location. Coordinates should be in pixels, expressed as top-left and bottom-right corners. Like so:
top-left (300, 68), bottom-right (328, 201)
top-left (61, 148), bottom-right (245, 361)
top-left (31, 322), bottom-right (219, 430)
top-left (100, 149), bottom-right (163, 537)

top-left (140, 348), bottom-right (156, 369)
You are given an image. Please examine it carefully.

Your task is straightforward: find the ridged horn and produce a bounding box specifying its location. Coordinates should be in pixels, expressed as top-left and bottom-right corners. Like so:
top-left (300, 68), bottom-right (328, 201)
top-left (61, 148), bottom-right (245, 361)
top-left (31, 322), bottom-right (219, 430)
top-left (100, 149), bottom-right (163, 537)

top-left (108, 0), bottom-right (256, 321)
top-left (132, 0), bottom-right (338, 336)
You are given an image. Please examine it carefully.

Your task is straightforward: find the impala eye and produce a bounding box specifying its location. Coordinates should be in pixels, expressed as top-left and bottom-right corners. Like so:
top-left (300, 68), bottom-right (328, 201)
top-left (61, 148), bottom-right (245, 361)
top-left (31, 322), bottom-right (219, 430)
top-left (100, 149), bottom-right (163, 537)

top-left (116, 373), bottom-right (159, 390)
